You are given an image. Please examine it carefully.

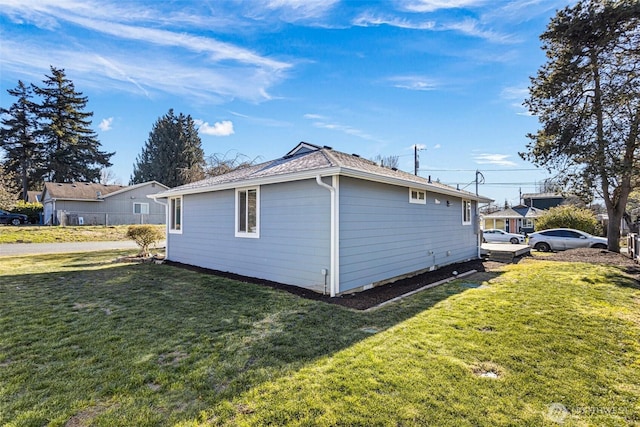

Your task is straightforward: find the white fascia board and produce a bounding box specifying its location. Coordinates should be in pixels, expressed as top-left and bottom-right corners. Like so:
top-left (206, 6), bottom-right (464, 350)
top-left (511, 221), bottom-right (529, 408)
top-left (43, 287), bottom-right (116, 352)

top-left (148, 165), bottom-right (493, 203)
top-left (103, 181), bottom-right (170, 199)
top-left (52, 198), bottom-right (105, 202)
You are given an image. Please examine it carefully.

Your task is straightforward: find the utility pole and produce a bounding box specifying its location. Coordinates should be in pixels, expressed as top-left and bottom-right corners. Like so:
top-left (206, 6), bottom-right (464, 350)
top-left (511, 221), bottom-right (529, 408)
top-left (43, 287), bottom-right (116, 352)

top-left (414, 145), bottom-right (424, 176)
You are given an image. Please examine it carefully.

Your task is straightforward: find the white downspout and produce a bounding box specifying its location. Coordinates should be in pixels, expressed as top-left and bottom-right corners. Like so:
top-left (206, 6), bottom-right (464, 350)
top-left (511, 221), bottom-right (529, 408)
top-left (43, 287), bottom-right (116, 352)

top-left (316, 175), bottom-right (339, 297)
top-left (150, 197), bottom-right (170, 259)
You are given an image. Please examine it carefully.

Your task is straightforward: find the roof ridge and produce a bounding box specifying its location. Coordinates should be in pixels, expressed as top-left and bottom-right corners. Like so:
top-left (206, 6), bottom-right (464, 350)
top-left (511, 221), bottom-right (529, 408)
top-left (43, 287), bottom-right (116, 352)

top-left (319, 147), bottom-right (341, 167)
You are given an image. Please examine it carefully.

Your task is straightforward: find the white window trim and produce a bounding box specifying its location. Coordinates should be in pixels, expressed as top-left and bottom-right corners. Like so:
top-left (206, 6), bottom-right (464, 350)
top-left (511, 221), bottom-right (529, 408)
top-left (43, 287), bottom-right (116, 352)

top-left (133, 202), bottom-right (149, 215)
top-left (409, 188), bottom-right (426, 204)
top-left (462, 199), bottom-right (472, 225)
top-left (169, 196), bottom-right (183, 234)
top-left (235, 187), bottom-right (260, 238)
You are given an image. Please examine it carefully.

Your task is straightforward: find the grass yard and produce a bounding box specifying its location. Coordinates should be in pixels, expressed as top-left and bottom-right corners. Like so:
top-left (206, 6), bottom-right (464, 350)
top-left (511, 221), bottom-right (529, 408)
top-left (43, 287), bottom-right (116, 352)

top-left (0, 252), bottom-right (639, 426)
top-left (0, 225), bottom-right (165, 244)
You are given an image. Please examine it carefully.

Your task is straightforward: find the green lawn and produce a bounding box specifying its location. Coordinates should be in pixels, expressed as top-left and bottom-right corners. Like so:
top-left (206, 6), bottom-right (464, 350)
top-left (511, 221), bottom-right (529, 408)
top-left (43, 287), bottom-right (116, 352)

top-left (0, 225), bottom-right (165, 244)
top-left (0, 252), bottom-right (638, 426)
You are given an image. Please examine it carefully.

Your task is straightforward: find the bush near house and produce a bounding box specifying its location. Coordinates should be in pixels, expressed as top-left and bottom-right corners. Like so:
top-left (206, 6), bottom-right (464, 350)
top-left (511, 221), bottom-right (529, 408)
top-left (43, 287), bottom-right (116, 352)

top-left (535, 204), bottom-right (602, 235)
top-left (126, 224), bottom-right (164, 257)
top-left (11, 200), bottom-right (43, 224)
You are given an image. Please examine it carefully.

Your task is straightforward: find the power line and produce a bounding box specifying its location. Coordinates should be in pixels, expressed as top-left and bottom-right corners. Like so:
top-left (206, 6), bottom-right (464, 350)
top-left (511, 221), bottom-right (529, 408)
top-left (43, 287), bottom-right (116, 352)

top-left (421, 168), bottom-right (542, 172)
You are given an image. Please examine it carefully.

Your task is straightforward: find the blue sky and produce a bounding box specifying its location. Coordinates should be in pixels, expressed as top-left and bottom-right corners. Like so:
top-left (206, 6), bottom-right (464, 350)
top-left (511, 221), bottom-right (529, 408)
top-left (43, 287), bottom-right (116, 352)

top-left (0, 0), bottom-right (572, 205)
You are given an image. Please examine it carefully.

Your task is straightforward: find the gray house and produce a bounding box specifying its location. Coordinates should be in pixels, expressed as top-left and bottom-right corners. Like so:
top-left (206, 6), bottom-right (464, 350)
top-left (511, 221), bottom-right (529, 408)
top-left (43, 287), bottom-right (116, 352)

top-left (150, 143), bottom-right (492, 296)
top-left (42, 181), bottom-right (168, 225)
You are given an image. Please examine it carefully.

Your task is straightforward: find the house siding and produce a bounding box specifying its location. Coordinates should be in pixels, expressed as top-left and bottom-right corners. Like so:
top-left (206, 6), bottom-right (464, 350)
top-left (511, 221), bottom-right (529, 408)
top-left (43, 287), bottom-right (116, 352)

top-left (338, 177), bottom-right (478, 293)
top-left (167, 179), bottom-right (331, 292)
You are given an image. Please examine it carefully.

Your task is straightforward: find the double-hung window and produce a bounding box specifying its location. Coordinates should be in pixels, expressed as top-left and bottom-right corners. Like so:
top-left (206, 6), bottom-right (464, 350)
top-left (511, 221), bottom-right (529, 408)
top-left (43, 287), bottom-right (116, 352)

top-left (462, 200), bottom-right (472, 225)
top-left (236, 187), bottom-right (259, 238)
top-left (169, 196), bottom-right (182, 233)
top-left (133, 202), bottom-right (149, 215)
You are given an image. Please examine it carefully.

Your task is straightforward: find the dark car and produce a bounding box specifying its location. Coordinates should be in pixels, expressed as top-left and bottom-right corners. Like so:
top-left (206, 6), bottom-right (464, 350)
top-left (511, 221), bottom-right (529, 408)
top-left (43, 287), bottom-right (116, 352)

top-left (0, 209), bottom-right (28, 226)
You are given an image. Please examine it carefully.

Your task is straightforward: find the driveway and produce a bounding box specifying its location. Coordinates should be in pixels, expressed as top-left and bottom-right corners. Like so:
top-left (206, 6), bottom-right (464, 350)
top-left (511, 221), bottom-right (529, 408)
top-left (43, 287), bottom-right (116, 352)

top-left (0, 240), bottom-right (166, 257)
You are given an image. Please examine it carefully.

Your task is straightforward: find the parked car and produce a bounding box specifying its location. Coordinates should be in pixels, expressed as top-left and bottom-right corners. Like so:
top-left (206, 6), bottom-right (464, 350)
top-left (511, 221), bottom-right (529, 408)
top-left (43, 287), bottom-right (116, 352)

top-left (0, 209), bottom-right (28, 226)
top-left (528, 228), bottom-right (607, 252)
top-left (482, 229), bottom-right (525, 244)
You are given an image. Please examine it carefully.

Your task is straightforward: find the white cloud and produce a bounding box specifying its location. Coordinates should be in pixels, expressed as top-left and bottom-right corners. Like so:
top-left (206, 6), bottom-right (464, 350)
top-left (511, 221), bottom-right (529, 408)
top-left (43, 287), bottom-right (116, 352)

top-left (0, 1), bottom-right (291, 103)
top-left (303, 113), bottom-right (327, 120)
top-left (264, 0), bottom-right (339, 20)
top-left (352, 13), bottom-right (435, 30)
top-left (473, 153), bottom-right (517, 167)
top-left (433, 144), bottom-right (441, 149)
top-left (98, 117), bottom-right (113, 131)
top-left (303, 114), bottom-right (381, 142)
top-left (399, 0), bottom-right (487, 13)
top-left (388, 75), bottom-right (438, 91)
top-left (195, 119), bottom-right (235, 136)
top-left (440, 18), bottom-right (517, 44)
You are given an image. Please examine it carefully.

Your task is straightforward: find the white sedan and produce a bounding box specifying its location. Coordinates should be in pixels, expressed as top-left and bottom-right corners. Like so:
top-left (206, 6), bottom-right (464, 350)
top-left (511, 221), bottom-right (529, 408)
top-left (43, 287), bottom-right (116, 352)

top-left (482, 229), bottom-right (525, 244)
top-left (528, 228), bottom-right (607, 252)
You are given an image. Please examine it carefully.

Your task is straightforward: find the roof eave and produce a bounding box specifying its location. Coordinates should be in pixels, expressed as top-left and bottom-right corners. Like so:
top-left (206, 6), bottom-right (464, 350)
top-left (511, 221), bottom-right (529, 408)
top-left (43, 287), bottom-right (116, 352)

top-left (150, 166), bottom-right (493, 203)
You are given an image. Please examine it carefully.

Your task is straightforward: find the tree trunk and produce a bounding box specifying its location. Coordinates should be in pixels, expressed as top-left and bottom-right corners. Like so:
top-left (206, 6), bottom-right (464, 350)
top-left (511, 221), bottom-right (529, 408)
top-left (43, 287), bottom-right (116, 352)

top-left (607, 206), bottom-right (623, 253)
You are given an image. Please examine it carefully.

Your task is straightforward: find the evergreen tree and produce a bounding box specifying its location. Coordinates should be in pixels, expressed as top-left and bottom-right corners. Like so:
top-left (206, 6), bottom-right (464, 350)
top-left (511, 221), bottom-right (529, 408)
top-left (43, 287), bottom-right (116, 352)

top-left (131, 109), bottom-right (205, 187)
top-left (0, 81), bottom-right (44, 200)
top-left (521, 0), bottom-right (640, 252)
top-left (33, 66), bottom-right (113, 183)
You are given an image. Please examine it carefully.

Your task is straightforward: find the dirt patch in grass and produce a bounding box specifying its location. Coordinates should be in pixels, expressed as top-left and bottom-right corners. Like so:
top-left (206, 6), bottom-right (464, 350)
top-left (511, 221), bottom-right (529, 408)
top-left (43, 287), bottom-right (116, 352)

top-left (544, 248), bottom-right (640, 276)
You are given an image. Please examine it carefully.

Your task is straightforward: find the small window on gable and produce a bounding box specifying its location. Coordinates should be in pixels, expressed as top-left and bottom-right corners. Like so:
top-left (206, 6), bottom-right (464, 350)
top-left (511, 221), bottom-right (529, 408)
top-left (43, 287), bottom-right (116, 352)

top-left (169, 196), bottom-right (182, 234)
top-left (463, 200), bottom-right (472, 225)
top-left (236, 187), bottom-right (260, 238)
top-left (409, 188), bottom-right (426, 204)
top-left (133, 202), bottom-right (149, 215)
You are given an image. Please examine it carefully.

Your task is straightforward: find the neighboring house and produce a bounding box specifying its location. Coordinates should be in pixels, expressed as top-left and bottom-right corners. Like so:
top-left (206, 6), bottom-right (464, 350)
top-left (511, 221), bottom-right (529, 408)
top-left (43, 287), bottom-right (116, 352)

top-left (481, 205), bottom-right (544, 234)
top-left (521, 192), bottom-right (565, 210)
top-left (149, 142), bottom-right (493, 296)
top-left (26, 191), bottom-right (42, 203)
top-left (42, 181), bottom-right (168, 226)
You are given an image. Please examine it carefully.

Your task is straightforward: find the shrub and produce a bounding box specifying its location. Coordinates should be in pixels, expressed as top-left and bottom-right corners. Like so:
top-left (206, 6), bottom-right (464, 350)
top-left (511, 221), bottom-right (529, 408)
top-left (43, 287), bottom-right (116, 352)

top-left (12, 200), bottom-right (43, 224)
top-left (126, 225), bottom-right (164, 257)
top-left (535, 205), bottom-right (602, 235)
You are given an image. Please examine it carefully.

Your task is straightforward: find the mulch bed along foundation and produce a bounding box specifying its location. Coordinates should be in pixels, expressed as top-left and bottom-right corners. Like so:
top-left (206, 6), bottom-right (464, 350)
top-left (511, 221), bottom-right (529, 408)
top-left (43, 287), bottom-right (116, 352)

top-left (165, 258), bottom-right (487, 310)
top-left (164, 248), bottom-right (638, 310)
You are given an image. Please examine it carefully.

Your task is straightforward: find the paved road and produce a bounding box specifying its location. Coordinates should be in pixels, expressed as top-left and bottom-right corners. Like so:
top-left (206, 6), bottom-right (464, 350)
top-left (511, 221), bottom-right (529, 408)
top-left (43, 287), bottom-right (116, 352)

top-left (0, 240), bottom-right (166, 257)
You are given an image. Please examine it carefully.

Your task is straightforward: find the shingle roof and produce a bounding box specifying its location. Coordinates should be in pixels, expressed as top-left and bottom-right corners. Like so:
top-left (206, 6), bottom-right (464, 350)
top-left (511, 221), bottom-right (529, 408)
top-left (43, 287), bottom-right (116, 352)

top-left (483, 205), bottom-right (544, 219)
top-left (43, 182), bottom-right (127, 200)
top-left (155, 144), bottom-right (492, 202)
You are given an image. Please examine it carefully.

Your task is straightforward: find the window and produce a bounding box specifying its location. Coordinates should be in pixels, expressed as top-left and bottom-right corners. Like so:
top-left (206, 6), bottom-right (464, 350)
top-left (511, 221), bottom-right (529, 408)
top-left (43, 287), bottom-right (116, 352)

top-left (409, 188), bottom-right (426, 204)
top-left (462, 200), bottom-right (472, 225)
top-left (133, 202), bottom-right (149, 215)
top-left (236, 187), bottom-right (259, 238)
top-left (169, 196), bottom-right (182, 233)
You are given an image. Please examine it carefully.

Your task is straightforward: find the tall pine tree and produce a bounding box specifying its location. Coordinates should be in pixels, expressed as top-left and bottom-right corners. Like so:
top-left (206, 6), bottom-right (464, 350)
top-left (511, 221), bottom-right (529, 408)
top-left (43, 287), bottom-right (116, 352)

top-left (131, 109), bottom-right (205, 187)
top-left (0, 80), bottom-right (44, 200)
top-left (33, 66), bottom-right (113, 183)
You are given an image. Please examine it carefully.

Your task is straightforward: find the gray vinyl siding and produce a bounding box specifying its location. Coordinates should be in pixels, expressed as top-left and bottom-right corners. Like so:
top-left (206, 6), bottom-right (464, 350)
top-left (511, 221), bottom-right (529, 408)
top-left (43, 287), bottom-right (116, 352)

top-left (338, 177), bottom-right (478, 293)
top-left (167, 179), bottom-right (331, 292)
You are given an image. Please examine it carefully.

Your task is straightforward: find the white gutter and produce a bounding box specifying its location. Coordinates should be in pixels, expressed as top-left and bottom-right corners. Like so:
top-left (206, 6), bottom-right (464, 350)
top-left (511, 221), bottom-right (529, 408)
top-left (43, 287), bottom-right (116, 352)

top-left (315, 175), bottom-right (339, 297)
